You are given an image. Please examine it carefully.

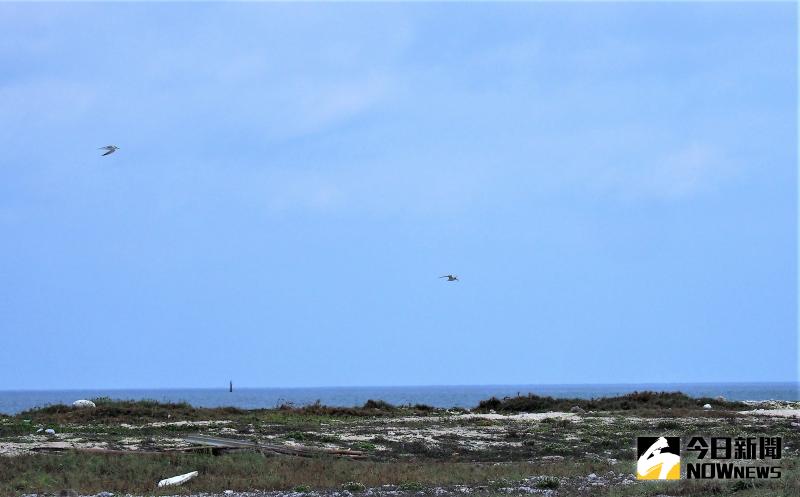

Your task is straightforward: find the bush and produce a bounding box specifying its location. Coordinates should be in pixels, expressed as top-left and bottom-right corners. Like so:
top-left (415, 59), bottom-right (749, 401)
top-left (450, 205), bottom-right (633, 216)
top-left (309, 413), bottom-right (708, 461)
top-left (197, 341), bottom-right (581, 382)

top-left (16, 399), bottom-right (243, 424)
top-left (477, 397), bottom-right (502, 410)
top-left (474, 391), bottom-right (747, 413)
top-left (534, 477), bottom-right (560, 489)
top-left (277, 400), bottom-right (396, 417)
top-left (362, 399), bottom-right (395, 410)
top-left (343, 481), bottom-right (366, 492)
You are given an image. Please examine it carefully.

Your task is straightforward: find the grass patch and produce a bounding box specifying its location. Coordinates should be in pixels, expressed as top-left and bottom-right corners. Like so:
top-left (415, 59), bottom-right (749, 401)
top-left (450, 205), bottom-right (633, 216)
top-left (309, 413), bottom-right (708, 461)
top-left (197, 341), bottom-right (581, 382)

top-left (476, 391), bottom-right (748, 413)
top-left (0, 452), bottom-right (579, 495)
top-left (16, 398), bottom-right (246, 425)
top-left (534, 476), bottom-right (560, 489)
top-left (16, 398), bottom-right (440, 427)
top-left (343, 481), bottom-right (366, 492)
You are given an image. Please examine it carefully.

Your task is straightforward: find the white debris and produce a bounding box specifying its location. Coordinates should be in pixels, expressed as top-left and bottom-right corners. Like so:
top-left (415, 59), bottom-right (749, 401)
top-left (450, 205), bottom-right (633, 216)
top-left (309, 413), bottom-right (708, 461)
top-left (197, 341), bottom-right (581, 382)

top-left (702, 404), bottom-right (712, 410)
top-left (158, 470), bottom-right (198, 487)
top-left (73, 399), bottom-right (97, 408)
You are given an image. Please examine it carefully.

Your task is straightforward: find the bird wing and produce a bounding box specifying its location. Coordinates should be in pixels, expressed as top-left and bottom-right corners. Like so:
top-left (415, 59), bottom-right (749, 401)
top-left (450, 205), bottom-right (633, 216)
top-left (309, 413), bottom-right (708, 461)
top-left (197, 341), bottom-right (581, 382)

top-left (101, 149), bottom-right (115, 156)
top-left (99, 146), bottom-right (113, 150)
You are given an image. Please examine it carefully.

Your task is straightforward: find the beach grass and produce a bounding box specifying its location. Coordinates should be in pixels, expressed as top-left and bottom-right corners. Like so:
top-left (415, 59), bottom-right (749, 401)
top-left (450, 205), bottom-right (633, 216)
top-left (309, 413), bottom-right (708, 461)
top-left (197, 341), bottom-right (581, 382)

top-left (0, 452), bottom-right (795, 496)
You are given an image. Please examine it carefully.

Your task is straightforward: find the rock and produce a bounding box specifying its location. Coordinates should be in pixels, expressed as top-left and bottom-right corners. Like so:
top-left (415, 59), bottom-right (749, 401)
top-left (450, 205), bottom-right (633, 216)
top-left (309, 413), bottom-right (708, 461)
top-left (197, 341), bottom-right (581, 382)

top-left (94, 493), bottom-right (114, 497)
top-left (587, 473), bottom-right (597, 479)
top-left (224, 491), bottom-right (234, 495)
top-left (35, 428), bottom-right (43, 433)
top-left (58, 491), bottom-right (78, 497)
top-left (715, 396), bottom-right (726, 402)
top-left (570, 406), bottom-right (586, 414)
top-left (73, 399), bottom-right (96, 408)
top-left (44, 428), bottom-right (56, 435)
top-left (702, 403), bottom-right (712, 410)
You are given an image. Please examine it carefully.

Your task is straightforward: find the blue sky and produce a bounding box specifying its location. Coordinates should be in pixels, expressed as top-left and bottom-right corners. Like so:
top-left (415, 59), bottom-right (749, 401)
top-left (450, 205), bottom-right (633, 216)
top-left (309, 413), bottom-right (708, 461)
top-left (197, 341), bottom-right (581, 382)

top-left (0, 2), bottom-right (796, 390)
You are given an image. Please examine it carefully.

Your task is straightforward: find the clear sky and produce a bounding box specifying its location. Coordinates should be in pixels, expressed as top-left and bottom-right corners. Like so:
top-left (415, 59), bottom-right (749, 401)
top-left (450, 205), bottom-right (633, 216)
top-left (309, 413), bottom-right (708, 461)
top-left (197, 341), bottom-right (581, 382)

top-left (0, 2), bottom-right (796, 390)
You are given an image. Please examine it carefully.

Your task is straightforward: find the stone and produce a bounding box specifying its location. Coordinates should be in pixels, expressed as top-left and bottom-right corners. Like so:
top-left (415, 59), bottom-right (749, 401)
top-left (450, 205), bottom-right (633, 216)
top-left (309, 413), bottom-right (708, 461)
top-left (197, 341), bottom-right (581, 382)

top-left (702, 404), bottom-right (712, 410)
top-left (72, 399), bottom-right (96, 408)
top-left (44, 428), bottom-right (56, 435)
top-left (570, 406), bottom-right (586, 414)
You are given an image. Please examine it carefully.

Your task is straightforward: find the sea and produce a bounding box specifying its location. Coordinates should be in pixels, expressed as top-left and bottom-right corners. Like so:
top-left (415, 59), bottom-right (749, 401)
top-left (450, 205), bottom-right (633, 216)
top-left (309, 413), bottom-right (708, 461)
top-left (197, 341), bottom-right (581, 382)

top-left (0, 382), bottom-right (797, 415)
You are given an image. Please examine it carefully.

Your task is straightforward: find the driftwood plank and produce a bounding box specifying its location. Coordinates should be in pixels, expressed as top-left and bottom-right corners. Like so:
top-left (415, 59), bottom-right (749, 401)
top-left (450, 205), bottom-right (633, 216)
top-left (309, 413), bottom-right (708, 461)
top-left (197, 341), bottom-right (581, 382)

top-left (185, 433), bottom-right (367, 459)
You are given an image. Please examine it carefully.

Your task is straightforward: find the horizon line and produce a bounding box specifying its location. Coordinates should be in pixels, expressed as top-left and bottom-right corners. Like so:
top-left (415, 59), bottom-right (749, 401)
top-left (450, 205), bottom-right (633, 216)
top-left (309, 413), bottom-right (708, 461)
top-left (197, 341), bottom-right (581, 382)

top-left (2, 380), bottom-right (798, 393)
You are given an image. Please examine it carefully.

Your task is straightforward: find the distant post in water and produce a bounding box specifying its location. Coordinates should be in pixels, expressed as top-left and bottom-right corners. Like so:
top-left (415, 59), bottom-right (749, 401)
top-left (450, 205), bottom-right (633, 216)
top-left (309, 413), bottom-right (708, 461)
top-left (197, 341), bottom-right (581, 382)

top-left (229, 380), bottom-right (233, 393)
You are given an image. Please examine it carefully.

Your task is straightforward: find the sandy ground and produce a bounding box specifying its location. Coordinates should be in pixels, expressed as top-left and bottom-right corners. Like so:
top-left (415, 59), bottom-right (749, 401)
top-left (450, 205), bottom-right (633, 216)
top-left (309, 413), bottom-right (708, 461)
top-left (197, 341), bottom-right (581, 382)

top-left (739, 408), bottom-right (800, 418)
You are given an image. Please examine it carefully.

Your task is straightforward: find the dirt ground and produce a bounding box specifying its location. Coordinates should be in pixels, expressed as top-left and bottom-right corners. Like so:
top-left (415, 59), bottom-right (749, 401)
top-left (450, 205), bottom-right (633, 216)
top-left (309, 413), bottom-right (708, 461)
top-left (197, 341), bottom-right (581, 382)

top-left (1, 400), bottom-right (798, 497)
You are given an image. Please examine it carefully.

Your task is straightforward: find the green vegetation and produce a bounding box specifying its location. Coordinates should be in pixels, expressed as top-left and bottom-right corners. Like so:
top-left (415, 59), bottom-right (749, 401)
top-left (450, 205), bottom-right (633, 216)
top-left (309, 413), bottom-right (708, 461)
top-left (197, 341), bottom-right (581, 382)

top-left (476, 391), bottom-right (747, 413)
top-left (0, 452), bottom-right (561, 495)
top-left (342, 481), bottom-right (366, 492)
top-left (10, 391), bottom-right (751, 427)
top-left (1, 395), bottom-right (796, 496)
top-left (534, 476), bottom-right (559, 489)
top-left (16, 398), bottom-right (245, 425)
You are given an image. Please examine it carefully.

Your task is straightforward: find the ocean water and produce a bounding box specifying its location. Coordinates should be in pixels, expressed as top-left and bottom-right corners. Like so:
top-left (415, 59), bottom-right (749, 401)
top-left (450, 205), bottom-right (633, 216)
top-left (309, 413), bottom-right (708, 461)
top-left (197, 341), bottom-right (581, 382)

top-left (0, 382), bottom-right (797, 415)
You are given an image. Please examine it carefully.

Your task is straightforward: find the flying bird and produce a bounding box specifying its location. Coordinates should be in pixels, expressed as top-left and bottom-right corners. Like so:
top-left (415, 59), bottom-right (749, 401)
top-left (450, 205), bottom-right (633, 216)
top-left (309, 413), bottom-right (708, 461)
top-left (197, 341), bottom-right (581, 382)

top-left (439, 274), bottom-right (459, 282)
top-left (99, 145), bottom-right (119, 156)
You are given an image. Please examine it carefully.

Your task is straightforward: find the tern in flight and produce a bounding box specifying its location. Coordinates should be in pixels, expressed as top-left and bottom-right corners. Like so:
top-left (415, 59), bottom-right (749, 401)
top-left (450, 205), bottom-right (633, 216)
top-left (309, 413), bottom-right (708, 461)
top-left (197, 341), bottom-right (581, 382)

top-left (439, 274), bottom-right (459, 282)
top-left (99, 145), bottom-right (119, 156)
